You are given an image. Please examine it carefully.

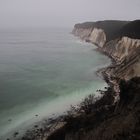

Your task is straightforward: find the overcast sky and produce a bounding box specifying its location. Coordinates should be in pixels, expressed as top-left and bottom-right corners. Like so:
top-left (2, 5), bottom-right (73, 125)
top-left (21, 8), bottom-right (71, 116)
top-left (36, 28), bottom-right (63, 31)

top-left (0, 0), bottom-right (140, 28)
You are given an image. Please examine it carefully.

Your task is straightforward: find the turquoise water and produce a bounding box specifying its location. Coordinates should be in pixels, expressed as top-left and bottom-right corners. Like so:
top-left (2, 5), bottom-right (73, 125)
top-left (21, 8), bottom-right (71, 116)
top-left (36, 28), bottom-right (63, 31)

top-left (0, 28), bottom-right (110, 138)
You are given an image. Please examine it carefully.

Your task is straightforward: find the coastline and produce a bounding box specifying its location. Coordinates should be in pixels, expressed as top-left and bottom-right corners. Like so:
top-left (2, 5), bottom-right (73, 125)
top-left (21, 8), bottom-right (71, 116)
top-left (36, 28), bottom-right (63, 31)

top-left (6, 19), bottom-right (140, 139)
top-left (16, 38), bottom-right (115, 140)
top-left (46, 20), bottom-right (140, 140)
top-left (2, 33), bottom-right (111, 140)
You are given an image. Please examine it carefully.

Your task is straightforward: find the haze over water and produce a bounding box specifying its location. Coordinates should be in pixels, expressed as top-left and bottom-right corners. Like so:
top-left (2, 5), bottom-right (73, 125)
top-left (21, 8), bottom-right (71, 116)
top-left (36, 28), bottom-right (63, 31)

top-left (0, 28), bottom-right (110, 138)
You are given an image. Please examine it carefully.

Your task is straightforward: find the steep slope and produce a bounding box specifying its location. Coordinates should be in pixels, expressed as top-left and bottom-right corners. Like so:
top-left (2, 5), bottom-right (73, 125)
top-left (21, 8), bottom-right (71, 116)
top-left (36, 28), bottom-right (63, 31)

top-left (47, 78), bottom-right (140, 140)
top-left (72, 20), bottom-right (140, 80)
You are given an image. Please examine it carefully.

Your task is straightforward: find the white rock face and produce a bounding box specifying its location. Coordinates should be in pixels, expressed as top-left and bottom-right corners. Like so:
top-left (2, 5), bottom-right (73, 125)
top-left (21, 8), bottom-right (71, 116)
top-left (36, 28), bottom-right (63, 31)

top-left (89, 28), bottom-right (106, 47)
top-left (72, 28), bottom-right (93, 40)
top-left (72, 27), bottom-right (106, 47)
top-left (117, 37), bottom-right (140, 61)
top-left (102, 37), bottom-right (140, 62)
top-left (103, 37), bottom-right (140, 80)
top-left (72, 26), bottom-right (140, 80)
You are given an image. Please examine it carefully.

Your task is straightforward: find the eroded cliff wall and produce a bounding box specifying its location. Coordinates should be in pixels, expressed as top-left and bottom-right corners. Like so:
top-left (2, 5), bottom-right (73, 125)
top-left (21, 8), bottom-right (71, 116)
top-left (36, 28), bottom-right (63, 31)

top-left (72, 27), bottom-right (106, 47)
top-left (72, 20), bottom-right (140, 80)
top-left (72, 27), bottom-right (92, 40)
top-left (103, 37), bottom-right (140, 62)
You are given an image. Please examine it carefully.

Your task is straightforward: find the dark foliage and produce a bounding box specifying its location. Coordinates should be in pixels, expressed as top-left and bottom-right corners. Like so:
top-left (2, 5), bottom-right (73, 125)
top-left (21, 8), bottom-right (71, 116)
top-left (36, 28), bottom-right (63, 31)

top-left (119, 20), bottom-right (140, 39)
top-left (48, 77), bottom-right (140, 140)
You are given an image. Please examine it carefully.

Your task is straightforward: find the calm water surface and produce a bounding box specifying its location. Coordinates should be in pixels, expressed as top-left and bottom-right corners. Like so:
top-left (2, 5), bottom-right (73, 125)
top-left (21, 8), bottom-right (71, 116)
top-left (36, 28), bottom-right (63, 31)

top-left (0, 28), bottom-right (110, 138)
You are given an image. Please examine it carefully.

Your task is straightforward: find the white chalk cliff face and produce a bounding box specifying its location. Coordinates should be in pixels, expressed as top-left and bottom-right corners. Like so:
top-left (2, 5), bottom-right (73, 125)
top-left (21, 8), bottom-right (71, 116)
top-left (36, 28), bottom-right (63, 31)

top-left (72, 27), bottom-right (92, 40)
top-left (103, 37), bottom-right (140, 62)
top-left (72, 27), bottom-right (140, 80)
top-left (72, 27), bottom-right (106, 47)
top-left (102, 37), bottom-right (140, 80)
top-left (89, 28), bottom-right (106, 47)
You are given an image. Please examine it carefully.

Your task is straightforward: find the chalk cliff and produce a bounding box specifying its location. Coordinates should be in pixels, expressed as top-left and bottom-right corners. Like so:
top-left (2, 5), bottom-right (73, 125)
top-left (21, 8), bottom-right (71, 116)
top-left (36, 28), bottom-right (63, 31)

top-left (105, 37), bottom-right (140, 80)
top-left (88, 28), bottom-right (106, 47)
top-left (72, 20), bottom-right (140, 80)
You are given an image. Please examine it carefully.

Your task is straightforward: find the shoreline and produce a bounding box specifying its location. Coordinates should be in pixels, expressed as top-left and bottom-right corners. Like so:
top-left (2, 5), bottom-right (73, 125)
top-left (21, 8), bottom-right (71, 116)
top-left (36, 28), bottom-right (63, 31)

top-left (2, 38), bottom-right (111, 140)
top-left (16, 41), bottom-right (116, 140)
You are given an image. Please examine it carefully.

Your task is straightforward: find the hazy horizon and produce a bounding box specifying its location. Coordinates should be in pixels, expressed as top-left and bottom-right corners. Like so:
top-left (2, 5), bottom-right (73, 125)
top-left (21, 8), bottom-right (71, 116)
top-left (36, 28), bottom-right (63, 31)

top-left (0, 0), bottom-right (140, 28)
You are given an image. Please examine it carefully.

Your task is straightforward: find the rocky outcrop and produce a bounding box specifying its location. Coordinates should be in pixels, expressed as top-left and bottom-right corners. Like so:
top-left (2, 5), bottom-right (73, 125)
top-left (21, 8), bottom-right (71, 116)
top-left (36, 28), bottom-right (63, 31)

top-left (102, 37), bottom-right (140, 62)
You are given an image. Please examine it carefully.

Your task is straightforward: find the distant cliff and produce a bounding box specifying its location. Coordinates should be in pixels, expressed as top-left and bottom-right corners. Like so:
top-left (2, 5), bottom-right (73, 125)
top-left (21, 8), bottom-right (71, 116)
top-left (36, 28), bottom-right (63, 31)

top-left (72, 20), bottom-right (128, 42)
top-left (72, 20), bottom-right (140, 41)
top-left (72, 20), bottom-right (140, 80)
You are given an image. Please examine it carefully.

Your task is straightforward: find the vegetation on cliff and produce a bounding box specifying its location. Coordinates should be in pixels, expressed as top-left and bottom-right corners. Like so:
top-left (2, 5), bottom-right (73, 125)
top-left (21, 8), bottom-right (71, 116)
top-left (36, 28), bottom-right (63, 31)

top-left (47, 77), bottom-right (140, 140)
top-left (119, 20), bottom-right (140, 39)
top-left (74, 20), bottom-right (128, 41)
top-left (74, 20), bottom-right (140, 41)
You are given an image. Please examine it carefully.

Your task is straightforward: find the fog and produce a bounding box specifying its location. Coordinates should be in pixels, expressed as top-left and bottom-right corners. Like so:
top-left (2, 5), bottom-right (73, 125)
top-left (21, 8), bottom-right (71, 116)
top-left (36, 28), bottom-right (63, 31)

top-left (0, 0), bottom-right (140, 28)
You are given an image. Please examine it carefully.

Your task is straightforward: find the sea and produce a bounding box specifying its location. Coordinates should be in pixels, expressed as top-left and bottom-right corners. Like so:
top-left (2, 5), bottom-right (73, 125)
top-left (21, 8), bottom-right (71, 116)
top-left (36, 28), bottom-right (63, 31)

top-left (0, 27), bottom-right (110, 139)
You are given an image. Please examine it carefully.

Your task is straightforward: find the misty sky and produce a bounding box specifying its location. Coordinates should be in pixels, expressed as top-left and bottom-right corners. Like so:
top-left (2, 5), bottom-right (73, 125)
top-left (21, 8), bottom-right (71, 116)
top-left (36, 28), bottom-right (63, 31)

top-left (0, 0), bottom-right (140, 28)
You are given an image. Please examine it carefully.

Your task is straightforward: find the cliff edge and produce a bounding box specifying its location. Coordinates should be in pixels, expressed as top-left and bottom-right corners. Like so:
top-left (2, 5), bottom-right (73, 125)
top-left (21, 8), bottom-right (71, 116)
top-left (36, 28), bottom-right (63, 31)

top-left (72, 20), bottom-right (140, 80)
